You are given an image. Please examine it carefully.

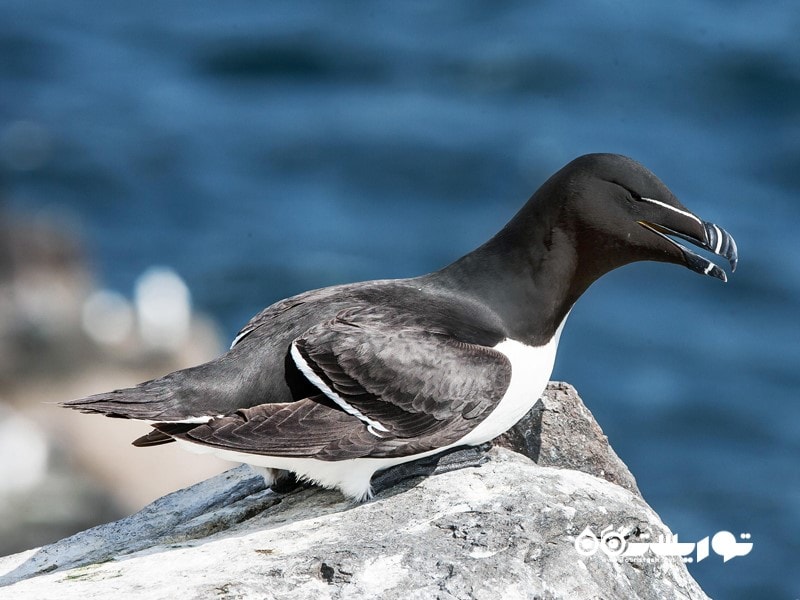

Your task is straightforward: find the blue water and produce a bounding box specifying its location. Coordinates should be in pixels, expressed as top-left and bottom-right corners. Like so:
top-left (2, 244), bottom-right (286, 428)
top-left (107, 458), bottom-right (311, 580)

top-left (2, 2), bottom-right (798, 597)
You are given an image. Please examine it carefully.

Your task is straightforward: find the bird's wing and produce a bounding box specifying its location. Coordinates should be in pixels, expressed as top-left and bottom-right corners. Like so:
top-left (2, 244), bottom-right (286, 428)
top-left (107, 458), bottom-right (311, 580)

top-left (290, 306), bottom-right (513, 440)
top-left (228, 297), bottom-right (307, 348)
top-left (156, 305), bottom-right (513, 460)
top-left (156, 396), bottom-right (381, 459)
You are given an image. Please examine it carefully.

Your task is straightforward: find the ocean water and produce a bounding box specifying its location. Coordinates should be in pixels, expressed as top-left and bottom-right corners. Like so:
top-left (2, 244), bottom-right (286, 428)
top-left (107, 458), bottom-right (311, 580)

top-left (2, 2), bottom-right (798, 597)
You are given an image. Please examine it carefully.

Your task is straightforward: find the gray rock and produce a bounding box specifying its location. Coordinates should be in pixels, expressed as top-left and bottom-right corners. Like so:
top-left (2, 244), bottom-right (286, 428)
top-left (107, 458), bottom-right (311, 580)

top-left (496, 381), bottom-right (640, 495)
top-left (0, 383), bottom-right (708, 599)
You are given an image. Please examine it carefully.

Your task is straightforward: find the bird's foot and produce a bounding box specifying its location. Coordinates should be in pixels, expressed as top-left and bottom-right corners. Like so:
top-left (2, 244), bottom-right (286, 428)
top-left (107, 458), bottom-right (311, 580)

top-left (269, 471), bottom-right (303, 494)
top-left (370, 443), bottom-right (491, 496)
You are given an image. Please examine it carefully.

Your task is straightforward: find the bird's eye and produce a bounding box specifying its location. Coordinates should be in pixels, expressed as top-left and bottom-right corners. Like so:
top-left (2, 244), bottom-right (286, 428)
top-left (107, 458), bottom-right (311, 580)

top-left (612, 181), bottom-right (643, 202)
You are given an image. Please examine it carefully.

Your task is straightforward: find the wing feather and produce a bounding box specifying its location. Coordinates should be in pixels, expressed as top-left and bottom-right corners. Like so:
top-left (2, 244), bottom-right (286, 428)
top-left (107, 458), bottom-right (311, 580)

top-left (292, 306), bottom-right (512, 439)
top-left (156, 396), bottom-right (382, 460)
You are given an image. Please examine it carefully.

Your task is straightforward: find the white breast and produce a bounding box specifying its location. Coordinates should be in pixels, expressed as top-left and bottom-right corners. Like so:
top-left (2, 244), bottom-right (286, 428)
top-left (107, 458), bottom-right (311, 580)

top-left (451, 316), bottom-right (567, 447)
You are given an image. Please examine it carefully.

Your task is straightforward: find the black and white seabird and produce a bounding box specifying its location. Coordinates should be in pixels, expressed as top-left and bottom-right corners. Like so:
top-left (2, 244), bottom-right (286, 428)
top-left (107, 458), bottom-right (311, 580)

top-left (63, 154), bottom-right (738, 500)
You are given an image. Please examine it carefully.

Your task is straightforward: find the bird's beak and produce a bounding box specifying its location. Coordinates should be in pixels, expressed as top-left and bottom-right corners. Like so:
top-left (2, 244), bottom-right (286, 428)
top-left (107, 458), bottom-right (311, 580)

top-left (637, 205), bottom-right (738, 282)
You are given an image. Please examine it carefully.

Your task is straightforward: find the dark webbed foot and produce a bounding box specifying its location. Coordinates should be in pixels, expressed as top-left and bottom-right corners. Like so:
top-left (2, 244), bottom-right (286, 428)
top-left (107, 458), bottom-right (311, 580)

top-left (370, 444), bottom-right (491, 496)
top-left (269, 471), bottom-right (303, 494)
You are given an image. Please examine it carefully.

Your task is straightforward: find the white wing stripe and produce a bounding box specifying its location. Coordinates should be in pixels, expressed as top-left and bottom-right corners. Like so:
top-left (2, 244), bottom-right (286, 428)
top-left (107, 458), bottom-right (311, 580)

top-left (141, 415), bottom-right (222, 425)
top-left (290, 343), bottom-right (390, 435)
top-left (230, 329), bottom-right (251, 349)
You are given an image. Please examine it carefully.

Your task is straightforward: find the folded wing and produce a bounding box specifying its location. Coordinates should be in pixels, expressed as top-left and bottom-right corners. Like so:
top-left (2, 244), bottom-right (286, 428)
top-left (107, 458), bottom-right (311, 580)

top-left (158, 306), bottom-right (513, 460)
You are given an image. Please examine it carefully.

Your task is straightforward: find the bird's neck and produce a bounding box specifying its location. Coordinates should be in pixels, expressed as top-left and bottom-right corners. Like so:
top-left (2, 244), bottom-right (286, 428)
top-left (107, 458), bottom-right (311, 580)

top-left (429, 197), bottom-right (604, 346)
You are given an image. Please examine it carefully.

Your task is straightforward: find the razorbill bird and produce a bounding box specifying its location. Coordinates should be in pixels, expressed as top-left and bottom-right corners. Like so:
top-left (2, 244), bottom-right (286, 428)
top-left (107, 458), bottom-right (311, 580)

top-left (63, 153), bottom-right (738, 500)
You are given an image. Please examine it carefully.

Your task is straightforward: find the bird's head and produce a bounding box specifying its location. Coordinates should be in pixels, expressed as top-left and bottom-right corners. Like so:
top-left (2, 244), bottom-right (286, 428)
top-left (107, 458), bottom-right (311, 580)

top-left (546, 153), bottom-right (738, 284)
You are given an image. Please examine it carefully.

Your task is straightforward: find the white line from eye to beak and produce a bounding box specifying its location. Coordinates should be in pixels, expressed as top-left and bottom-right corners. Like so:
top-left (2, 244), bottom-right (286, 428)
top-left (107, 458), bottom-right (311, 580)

top-left (640, 197), bottom-right (703, 226)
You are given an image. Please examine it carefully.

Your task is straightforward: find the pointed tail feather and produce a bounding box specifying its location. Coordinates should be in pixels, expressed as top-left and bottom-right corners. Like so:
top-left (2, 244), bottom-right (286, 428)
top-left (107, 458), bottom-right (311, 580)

top-left (61, 371), bottom-right (219, 423)
top-left (62, 387), bottom-right (158, 419)
top-left (131, 428), bottom-right (180, 447)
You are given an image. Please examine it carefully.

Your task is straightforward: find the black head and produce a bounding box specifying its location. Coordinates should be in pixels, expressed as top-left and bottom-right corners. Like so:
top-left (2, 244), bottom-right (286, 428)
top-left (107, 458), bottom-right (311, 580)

top-left (432, 153), bottom-right (738, 344)
top-left (538, 153), bottom-right (738, 286)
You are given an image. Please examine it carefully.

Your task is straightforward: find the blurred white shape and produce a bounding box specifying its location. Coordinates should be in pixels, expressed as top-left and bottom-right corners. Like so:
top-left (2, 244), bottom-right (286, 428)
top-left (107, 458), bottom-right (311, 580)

top-left (13, 274), bottom-right (78, 333)
top-left (134, 267), bottom-right (191, 352)
top-left (0, 120), bottom-right (52, 171)
top-left (81, 289), bottom-right (134, 346)
top-left (0, 406), bottom-right (49, 495)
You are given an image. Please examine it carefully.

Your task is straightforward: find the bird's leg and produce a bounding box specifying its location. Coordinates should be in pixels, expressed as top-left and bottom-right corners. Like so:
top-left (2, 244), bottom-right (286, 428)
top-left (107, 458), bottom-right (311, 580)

top-left (370, 443), bottom-right (492, 496)
top-left (268, 470), bottom-right (303, 494)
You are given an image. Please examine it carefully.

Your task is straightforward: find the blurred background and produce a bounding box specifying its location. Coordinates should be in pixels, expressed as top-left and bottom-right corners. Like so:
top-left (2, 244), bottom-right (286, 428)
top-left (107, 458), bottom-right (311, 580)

top-left (1, 1), bottom-right (797, 597)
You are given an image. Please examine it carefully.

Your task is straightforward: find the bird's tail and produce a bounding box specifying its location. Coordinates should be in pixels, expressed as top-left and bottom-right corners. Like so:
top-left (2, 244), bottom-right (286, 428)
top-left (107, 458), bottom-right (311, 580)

top-left (61, 365), bottom-right (222, 424)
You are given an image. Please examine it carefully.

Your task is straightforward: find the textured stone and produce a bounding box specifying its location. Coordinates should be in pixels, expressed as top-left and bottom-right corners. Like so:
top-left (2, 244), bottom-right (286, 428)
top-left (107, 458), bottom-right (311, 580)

top-left (496, 381), bottom-right (640, 495)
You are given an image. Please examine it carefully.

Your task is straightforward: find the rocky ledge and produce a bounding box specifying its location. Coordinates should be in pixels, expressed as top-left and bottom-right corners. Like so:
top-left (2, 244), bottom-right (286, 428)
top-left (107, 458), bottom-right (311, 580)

top-left (0, 383), bottom-right (708, 599)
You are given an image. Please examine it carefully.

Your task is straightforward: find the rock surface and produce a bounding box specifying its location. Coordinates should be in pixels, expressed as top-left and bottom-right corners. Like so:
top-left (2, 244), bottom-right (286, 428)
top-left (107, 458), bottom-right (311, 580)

top-left (0, 383), bottom-right (709, 599)
top-left (495, 381), bottom-right (640, 496)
